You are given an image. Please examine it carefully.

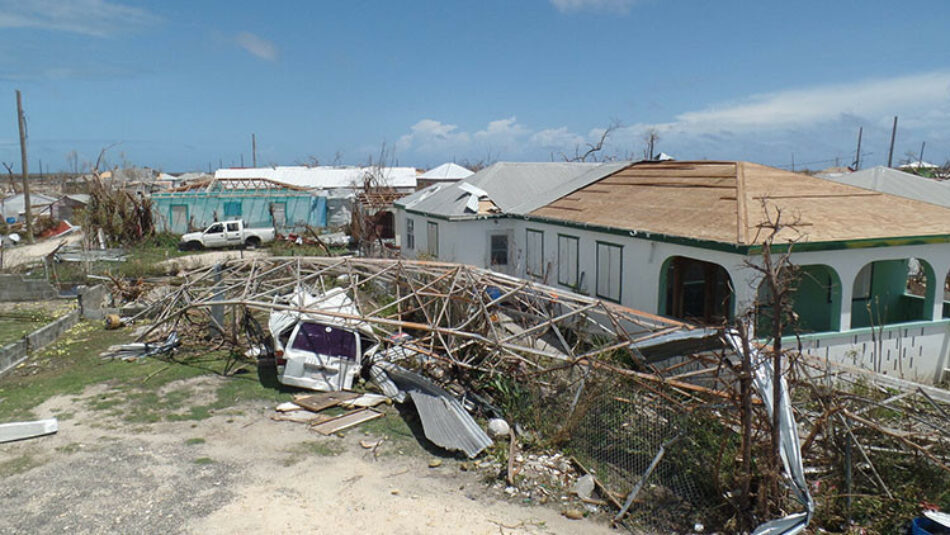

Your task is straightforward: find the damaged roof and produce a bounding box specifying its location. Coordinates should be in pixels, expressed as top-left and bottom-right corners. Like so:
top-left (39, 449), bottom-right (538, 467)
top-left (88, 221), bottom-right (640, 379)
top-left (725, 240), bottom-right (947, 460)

top-left (395, 161), bottom-right (630, 219)
top-left (215, 166), bottom-right (418, 190)
top-left (530, 160), bottom-right (950, 246)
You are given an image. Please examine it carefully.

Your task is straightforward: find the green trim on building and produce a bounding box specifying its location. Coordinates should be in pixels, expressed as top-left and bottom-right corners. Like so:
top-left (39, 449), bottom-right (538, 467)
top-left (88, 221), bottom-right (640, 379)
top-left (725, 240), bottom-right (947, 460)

top-left (397, 207), bottom-right (950, 255)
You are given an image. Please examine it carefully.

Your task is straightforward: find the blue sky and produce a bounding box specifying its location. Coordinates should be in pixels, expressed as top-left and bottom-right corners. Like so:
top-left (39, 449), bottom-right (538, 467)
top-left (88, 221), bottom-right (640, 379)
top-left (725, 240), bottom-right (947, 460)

top-left (1, 0), bottom-right (949, 173)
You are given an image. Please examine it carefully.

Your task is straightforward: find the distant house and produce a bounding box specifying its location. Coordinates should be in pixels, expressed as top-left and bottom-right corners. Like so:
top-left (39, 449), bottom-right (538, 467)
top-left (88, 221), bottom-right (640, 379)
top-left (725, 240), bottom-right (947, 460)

top-left (0, 193), bottom-right (58, 223)
top-left (397, 160), bottom-right (950, 385)
top-left (394, 161), bottom-right (628, 274)
top-left (416, 163), bottom-right (474, 189)
top-left (899, 160), bottom-right (939, 171)
top-left (151, 177), bottom-right (326, 234)
top-left (50, 194), bottom-right (90, 221)
top-left (155, 172), bottom-right (211, 191)
top-left (215, 166), bottom-right (417, 228)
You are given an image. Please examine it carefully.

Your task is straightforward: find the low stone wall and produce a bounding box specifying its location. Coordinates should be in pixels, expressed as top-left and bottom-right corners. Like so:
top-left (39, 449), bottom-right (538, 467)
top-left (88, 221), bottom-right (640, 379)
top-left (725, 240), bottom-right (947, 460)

top-left (0, 275), bottom-right (58, 302)
top-left (0, 308), bottom-right (80, 377)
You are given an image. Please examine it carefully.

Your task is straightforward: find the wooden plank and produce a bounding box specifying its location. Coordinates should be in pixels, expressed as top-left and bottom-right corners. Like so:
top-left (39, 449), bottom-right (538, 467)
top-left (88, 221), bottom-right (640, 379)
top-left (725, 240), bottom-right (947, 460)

top-left (0, 418), bottom-right (58, 443)
top-left (311, 409), bottom-right (384, 435)
top-left (293, 391), bottom-right (361, 413)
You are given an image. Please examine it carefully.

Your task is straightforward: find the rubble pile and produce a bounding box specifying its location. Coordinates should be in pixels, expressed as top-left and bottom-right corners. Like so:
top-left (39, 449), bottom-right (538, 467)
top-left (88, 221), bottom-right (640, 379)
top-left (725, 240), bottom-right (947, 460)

top-left (115, 256), bottom-right (950, 534)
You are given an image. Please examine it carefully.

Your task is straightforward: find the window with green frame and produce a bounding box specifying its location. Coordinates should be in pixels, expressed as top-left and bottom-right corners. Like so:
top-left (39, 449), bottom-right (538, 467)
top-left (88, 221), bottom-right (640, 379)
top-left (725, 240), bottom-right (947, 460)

top-left (525, 229), bottom-right (544, 277)
top-left (595, 241), bottom-right (622, 302)
top-left (557, 234), bottom-right (579, 288)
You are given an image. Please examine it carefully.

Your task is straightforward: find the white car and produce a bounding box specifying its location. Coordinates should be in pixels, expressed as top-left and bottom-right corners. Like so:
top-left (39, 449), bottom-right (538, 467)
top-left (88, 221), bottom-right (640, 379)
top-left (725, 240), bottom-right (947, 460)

top-left (263, 288), bottom-right (379, 392)
top-left (179, 220), bottom-right (275, 251)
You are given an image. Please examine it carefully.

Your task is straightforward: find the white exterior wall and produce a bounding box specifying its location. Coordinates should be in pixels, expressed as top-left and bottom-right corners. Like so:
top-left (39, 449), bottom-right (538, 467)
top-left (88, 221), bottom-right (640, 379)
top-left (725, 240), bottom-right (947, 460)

top-left (395, 209), bottom-right (950, 384)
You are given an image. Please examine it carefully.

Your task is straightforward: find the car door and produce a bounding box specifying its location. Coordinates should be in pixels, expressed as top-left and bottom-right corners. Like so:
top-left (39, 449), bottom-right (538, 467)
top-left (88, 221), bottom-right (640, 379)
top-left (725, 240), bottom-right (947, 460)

top-left (224, 221), bottom-right (243, 246)
top-left (203, 223), bottom-right (226, 247)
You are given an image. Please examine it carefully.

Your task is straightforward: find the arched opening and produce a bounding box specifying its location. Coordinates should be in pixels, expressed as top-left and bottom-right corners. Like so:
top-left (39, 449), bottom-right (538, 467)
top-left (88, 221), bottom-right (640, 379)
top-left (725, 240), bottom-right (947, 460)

top-left (659, 256), bottom-right (734, 324)
top-left (757, 264), bottom-right (841, 336)
top-left (850, 257), bottom-right (935, 329)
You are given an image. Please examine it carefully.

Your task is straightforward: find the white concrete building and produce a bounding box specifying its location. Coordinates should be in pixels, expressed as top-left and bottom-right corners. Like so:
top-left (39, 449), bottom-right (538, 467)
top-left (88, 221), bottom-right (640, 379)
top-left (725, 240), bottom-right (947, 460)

top-left (395, 160), bottom-right (950, 385)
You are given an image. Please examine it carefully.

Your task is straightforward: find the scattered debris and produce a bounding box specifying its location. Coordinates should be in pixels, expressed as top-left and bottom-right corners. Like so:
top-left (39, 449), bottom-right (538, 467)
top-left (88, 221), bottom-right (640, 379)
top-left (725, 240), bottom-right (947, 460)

top-left (292, 392), bottom-right (360, 413)
top-left (572, 475), bottom-right (595, 501)
top-left (374, 361), bottom-right (492, 458)
top-left (100, 332), bottom-right (179, 360)
top-left (487, 418), bottom-right (510, 438)
top-left (0, 418), bottom-right (58, 443)
top-left (338, 393), bottom-right (389, 409)
top-left (120, 257), bottom-right (950, 533)
top-left (311, 409), bottom-right (384, 435)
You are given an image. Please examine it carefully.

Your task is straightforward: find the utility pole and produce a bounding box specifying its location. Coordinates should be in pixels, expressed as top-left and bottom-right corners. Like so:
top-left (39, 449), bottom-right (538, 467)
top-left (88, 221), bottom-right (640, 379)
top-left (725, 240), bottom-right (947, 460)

top-left (791, 153), bottom-right (795, 172)
top-left (15, 90), bottom-right (33, 244)
top-left (252, 133), bottom-right (257, 167)
top-left (853, 127), bottom-right (862, 170)
top-left (919, 141), bottom-right (926, 165)
top-left (887, 116), bottom-right (898, 168)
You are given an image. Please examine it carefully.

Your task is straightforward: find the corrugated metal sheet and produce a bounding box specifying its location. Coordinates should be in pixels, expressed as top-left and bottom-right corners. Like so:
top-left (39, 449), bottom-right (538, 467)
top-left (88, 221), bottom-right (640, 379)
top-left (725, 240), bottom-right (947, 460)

top-left (377, 362), bottom-right (492, 458)
top-left (215, 166), bottom-right (418, 190)
top-left (418, 162), bottom-right (474, 180)
top-left (395, 161), bottom-right (629, 218)
top-left (819, 165), bottom-right (950, 209)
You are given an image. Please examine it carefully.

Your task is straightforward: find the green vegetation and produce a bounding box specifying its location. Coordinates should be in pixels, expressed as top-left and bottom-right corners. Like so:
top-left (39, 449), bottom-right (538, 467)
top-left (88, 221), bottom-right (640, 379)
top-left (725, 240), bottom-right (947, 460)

top-left (192, 457), bottom-right (214, 465)
top-left (185, 437), bottom-right (206, 445)
top-left (265, 240), bottom-right (348, 258)
top-left (0, 303), bottom-right (73, 346)
top-left (0, 320), bottom-right (294, 424)
top-left (0, 454), bottom-right (43, 477)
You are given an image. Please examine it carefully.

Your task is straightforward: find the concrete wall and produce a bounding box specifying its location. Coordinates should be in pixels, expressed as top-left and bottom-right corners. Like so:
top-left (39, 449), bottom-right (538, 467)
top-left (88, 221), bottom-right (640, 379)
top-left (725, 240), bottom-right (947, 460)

top-left (0, 275), bottom-right (58, 301)
top-left (789, 319), bottom-right (950, 385)
top-left (396, 211), bottom-right (950, 383)
top-left (152, 190), bottom-right (327, 234)
top-left (0, 308), bottom-right (80, 377)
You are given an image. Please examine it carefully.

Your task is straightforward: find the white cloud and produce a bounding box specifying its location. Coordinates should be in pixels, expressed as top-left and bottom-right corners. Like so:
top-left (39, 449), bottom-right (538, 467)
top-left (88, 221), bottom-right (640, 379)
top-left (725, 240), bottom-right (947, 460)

top-left (396, 71), bottom-right (950, 167)
top-left (235, 32), bottom-right (279, 62)
top-left (531, 126), bottom-right (585, 149)
top-left (397, 119), bottom-right (471, 153)
top-left (0, 0), bottom-right (159, 37)
top-left (676, 71), bottom-right (950, 130)
top-left (550, 0), bottom-right (639, 14)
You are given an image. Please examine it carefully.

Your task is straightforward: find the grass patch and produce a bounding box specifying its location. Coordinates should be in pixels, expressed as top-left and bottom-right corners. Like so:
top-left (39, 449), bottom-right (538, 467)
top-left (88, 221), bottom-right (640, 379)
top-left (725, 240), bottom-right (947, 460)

top-left (0, 454), bottom-right (44, 477)
top-left (55, 442), bottom-right (83, 454)
top-left (192, 457), bottom-right (214, 465)
top-left (359, 408), bottom-right (423, 455)
top-left (185, 437), bottom-right (206, 446)
top-left (0, 321), bottom-right (294, 424)
top-left (282, 439), bottom-right (344, 466)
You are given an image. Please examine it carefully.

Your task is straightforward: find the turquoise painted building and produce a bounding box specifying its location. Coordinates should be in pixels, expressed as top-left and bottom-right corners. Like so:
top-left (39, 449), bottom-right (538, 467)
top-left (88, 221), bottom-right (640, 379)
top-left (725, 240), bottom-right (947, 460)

top-left (152, 178), bottom-right (327, 234)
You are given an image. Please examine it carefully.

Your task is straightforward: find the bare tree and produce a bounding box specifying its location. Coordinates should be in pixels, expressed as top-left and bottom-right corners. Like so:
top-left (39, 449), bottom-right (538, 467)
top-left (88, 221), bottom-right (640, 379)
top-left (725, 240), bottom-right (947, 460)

top-left (742, 199), bottom-right (804, 518)
top-left (1, 162), bottom-right (17, 194)
top-left (561, 121), bottom-right (620, 162)
top-left (642, 128), bottom-right (660, 160)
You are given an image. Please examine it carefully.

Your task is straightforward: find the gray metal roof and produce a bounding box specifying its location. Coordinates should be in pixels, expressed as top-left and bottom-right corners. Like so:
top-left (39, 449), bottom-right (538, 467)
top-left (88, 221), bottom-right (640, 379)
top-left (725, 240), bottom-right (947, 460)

top-left (395, 161), bottom-right (631, 218)
top-left (818, 166), bottom-right (950, 209)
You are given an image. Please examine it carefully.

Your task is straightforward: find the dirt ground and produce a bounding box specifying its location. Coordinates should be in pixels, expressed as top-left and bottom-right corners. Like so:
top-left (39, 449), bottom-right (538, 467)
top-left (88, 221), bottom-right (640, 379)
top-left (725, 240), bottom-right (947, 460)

top-left (0, 376), bottom-right (615, 535)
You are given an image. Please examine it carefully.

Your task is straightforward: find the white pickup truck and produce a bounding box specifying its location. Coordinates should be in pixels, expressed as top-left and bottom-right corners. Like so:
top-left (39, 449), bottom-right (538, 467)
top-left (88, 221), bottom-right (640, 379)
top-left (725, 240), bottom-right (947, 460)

top-left (179, 220), bottom-right (276, 250)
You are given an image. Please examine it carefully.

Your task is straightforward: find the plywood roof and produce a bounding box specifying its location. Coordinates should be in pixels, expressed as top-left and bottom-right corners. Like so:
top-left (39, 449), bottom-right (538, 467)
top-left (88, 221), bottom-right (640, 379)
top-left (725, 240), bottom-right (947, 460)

top-left (530, 161), bottom-right (950, 245)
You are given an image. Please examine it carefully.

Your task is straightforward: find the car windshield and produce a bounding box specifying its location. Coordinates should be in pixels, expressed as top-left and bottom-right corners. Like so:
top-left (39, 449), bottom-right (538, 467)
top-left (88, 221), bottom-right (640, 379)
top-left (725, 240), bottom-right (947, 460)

top-left (290, 322), bottom-right (357, 360)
